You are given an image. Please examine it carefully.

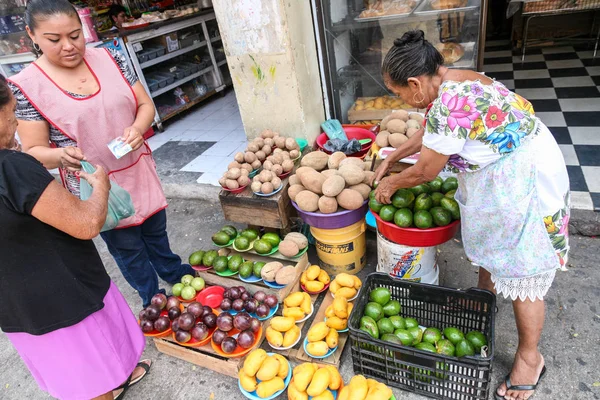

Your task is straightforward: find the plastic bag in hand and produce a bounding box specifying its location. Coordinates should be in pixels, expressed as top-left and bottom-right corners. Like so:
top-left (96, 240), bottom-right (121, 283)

top-left (79, 161), bottom-right (136, 232)
top-left (323, 138), bottom-right (361, 155)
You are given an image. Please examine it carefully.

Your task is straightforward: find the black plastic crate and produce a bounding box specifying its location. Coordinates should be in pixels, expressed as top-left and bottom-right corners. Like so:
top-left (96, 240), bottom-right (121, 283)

top-left (348, 273), bottom-right (496, 400)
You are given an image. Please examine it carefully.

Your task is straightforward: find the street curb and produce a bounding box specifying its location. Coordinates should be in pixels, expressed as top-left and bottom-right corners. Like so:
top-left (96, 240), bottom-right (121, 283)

top-left (163, 183), bottom-right (220, 204)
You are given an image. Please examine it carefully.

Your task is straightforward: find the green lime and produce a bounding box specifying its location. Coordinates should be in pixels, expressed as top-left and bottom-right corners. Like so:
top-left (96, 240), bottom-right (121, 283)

top-left (369, 287), bottom-right (391, 306)
top-left (188, 250), bottom-right (205, 266)
top-left (369, 197), bottom-right (384, 214)
top-left (391, 189), bottom-right (415, 209)
top-left (382, 300), bottom-right (401, 317)
top-left (364, 302), bottom-right (384, 321)
top-left (404, 318), bottom-right (419, 329)
top-left (466, 331), bottom-right (488, 352)
top-left (455, 339), bottom-right (475, 357)
top-left (212, 231), bottom-right (231, 245)
top-left (221, 225), bottom-right (237, 237)
top-left (377, 318), bottom-right (395, 335)
top-left (441, 177), bottom-right (458, 194)
top-left (241, 229), bottom-right (259, 241)
top-left (422, 327), bottom-right (442, 345)
top-left (443, 327), bottom-right (465, 345)
top-left (253, 261), bottom-right (265, 278)
top-left (393, 208), bottom-right (413, 228)
top-left (394, 329), bottom-right (413, 346)
top-left (389, 316), bottom-right (406, 330)
top-left (234, 236), bottom-right (250, 250)
top-left (414, 210), bottom-right (433, 229)
top-left (430, 192), bottom-right (445, 207)
top-left (440, 197), bottom-right (460, 220)
top-left (253, 239), bottom-right (272, 254)
top-left (379, 205), bottom-right (398, 222)
top-left (261, 232), bottom-right (281, 247)
top-left (430, 207), bottom-right (452, 227)
top-left (436, 339), bottom-right (455, 356)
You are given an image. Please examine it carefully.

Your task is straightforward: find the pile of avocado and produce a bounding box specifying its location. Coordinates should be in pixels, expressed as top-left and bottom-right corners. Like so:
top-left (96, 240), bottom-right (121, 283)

top-left (188, 249), bottom-right (218, 267)
top-left (251, 232), bottom-right (280, 255)
top-left (214, 225), bottom-right (281, 256)
top-left (359, 287), bottom-right (487, 359)
top-left (212, 225), bottom-right (238, 246)
top-left (225, 254), bottom-right (266, 278)
top-left (369, 177), bottom-right (460, 229)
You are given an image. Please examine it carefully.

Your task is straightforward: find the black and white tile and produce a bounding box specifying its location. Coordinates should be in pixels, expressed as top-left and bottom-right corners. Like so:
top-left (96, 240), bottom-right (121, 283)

top-left (484, 40), bottom-right (600, 211)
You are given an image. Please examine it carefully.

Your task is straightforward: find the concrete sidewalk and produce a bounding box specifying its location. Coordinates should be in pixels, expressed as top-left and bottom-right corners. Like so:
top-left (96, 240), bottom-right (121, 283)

top-left (1, 198), bottom-right (598, 400)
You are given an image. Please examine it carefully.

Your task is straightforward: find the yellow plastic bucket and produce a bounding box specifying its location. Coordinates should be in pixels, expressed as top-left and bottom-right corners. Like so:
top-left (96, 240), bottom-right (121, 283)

top-left (310, 221), bottom-right (366, 276)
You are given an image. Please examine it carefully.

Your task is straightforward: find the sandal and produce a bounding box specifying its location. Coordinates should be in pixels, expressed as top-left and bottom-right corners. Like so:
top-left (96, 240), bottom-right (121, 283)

top-left (494, 365), bottom-right (547, 400)
top-left (113, 359), bottom-right (152, 399)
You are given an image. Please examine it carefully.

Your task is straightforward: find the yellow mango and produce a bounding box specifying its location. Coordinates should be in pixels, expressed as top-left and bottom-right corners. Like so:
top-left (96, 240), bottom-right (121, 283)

top-left (288, 379), bottom-right (309, 400)
top-left (270, 316), bottom-right (295, 332)
top-left (325, 366), bottom-right (342, 390)
top-left (265, 326), bottom-right (283, 347)
top-left (305, 280), bottom-right (325, 293)
top-left (293, 365), bottom-right (316, 392)
top-left (365, 383), bottom-right (393, 400)
top-left (256, 355), bottom-right (280, 381)
top-left (307, 322), bottom-right (329, 342)
top-left (306, 341), bottom-right (329, 357)
top-left (306, 265), bottom-right (321, 281)
top-left (329, 280), bottom-right (341, 294)
top-left (352, 275), bottom-right (362, 290)
top-left (283, 307), bottom-right (305, 321)
top-left (300, 292), bottom-right (312, 314)
top-left (317, 270), bottom-right (331, 285)
top-left (325, 305), bottom-right (335, 319)
top-left (326, 328), bottom-right (339, 348)
top-left (271, 354), bottom-right (288, 379)
top-left (333, 296), bottom-right (348, 319)
top-left (285, 292), bottom-right (305, 308)
top-left (307, 367), bottom-right (331, 397)
top-left (335, 273), bottom-right (355, 288)
top-left (325, 316), bottom-right (347, 331)
top-left (336, 287), bottom-right (357, 300)
top-left (338, 386), bottom-right (350, 400)
top-left (348, 375), bottom-right (368, 400)
top-left (313, 390), bottom-right (335, 400)
top-left (347, 302), bottom-right (354, 317)
top-left (300, 271), bottom-right (308, 285)
top-left (283, 325), bottom-right (301, 347)
top-left (366, 378), bottom-right (379, 389)
top-left (238, 370), bottom-right (257, 392)
top-left (256, 377), bottom-right (285, 398)
top-left (293, 362), bottom-right (313, 376)
top-left (243, 348), bottom-right (267, 377)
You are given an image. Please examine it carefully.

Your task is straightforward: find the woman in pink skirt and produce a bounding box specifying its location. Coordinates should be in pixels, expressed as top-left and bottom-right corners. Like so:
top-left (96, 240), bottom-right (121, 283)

top-left (0, 74), bottom-right (148, 399)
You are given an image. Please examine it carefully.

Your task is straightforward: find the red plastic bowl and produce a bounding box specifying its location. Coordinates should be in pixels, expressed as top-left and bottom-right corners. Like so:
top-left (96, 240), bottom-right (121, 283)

top-left (221, 184), bottom-right (248, 194)
top-left (196, 286), bottom-right (225, 309)
top-left (316, 126), bottom-right (376, 158)
top-left (373, 211), bottom-right (460, 247)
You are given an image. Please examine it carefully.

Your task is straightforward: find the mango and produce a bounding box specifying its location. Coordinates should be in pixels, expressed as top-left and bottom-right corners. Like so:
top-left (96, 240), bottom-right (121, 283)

top-left (305, 280), bottom-right (325, 293)
top-left (300, 292), bottom-right (312, 314)
top-left (266, 326), bottom-right (283, 347)
top-left (338, 386), bottom-right (350, 400)
top-left (300, 271), bottom-right (308, 285)
top-left (326, 316), bottom-right (347, 331)
top-left (285, 292), bottom-right (305, 308)
top-left (293, 364), bottom-right (316, 392)
top-left (325, 366), bottom-right (342, 390)
top-left (306, 265), bottom-right (321, 281)
top-left (256, 355), bottom-right (280, 381)
top-left (238, 370), bottom-right (257, 392)
top-left (336, 287), bottom-right (357, 300)
top-left (283, 325), bottom-right (301, 347)
top-left (288, 379), bottom-right (309, 400)
top-left (293, 362), bottom-right (313, 376)
top-left (352, 275), bottom-right (362, 290)
top-left (318, 269), bottom-right (331, 285)
top-left (335, 273), bottom-right (355, 288)
top-left (307, 367), bottom-right (331, 396)
top-left (270, 316), bottom-right (295, 332)
top-left (325, 305), bottom-right (336, 319)
top-left (307, 341), bottom-right (329, 357)
top-left (326, 328), bottom-right (339, 348)
top-left (272, 354), bottom-right (289, 379)
top-left (348, 375), bottom-right (369, 400)
top-left (365, 383), bottom-right (393, 400)
top-left (256, 377), bottom-right (285, 398)
top-left (329, 280), bottom-right (341, 294)
top-left (243, 348), bottom-right (267, 377)
top-left (307, 322), bottom-right (329, 342)
top-left (333, 296), bottom-right (348, 319)
top-left (366, 378), bottom-right (379, 389)
top-left (284, 307), bottom-right (305, 321)
top-left (347, 302), bottom-right (354, 317)
top-left (313, 390), bottom-right (335, 400)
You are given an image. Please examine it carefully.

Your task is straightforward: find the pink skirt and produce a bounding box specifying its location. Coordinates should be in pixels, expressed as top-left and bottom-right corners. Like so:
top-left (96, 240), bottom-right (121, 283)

top-left (6, 282), bottom-right (145, 400)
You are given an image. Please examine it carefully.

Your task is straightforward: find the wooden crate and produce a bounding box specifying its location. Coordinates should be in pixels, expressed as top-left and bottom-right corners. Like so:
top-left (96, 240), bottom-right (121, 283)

top-left (219, 177), bottom-right (296, 231)
top-left (348, 97), bottom-right (424, 122)
top-left (196, 252), bottom-right (309, 302)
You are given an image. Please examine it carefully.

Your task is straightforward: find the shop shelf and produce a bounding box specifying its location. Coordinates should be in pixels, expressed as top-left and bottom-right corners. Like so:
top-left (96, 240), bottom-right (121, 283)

top-left (151, 66), bottom-right (214, 98)
top-left (140, 40), bottom-right (207, 69)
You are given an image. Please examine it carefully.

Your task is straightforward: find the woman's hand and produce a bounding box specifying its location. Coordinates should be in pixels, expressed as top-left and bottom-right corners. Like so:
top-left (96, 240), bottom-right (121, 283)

top-left (123, 126), bottom-right (144, 151)
top-left (60, 146), bottom-right (85, 171)
top-left (373, 159), bottom-right (391, 186)
top-left (79, 164), bottom-right (110, 191)
top-left (375, 176), bottom-right (398, 205)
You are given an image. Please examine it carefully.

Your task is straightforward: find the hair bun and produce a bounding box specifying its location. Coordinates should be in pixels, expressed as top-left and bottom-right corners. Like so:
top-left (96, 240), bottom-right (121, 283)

top-left (394, 30), bottom-right (425, 47)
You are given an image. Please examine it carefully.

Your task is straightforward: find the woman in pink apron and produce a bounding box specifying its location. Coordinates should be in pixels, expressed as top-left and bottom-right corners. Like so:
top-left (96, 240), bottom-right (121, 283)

top-left (10, 0), bottom-right (194, 310)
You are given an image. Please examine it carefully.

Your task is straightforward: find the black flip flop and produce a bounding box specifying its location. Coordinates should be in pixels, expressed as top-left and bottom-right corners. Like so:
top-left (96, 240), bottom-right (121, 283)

top-left (494, 365), bottom-right (547, 400)
top-left (114, 360), bottom-right (152, 400)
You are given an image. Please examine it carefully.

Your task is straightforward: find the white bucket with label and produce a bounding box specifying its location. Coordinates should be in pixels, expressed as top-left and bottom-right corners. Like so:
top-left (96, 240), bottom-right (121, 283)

top-left (398, 264), bottom-right (440, 285)
top-left (376, 231), bottom-right (438, 281)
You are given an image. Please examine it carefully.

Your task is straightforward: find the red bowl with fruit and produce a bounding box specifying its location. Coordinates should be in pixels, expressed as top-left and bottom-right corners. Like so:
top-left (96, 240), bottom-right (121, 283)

top-left (221, 184), bottom-right (248, 194)
top-left (315, 126), bottom-right (376, 159)
top-left (210, 326), bottom-right (263, 358)
top-left (196, 286), bottom-right (225, 309)
top-left (172, 310), bottom-right (218, 348)
top-left (373, 212), bottom-right (460, 247)
top-left (138, 303), bottom-right (184, 338)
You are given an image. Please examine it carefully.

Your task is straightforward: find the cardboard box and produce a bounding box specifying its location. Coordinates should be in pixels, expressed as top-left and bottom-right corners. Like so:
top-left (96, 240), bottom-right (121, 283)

top-left (156, 33), bottom-right (179, 53)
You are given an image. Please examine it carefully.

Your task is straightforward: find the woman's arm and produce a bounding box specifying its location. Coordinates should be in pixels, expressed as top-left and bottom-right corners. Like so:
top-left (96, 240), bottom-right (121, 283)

top-left (375, 146), bottom-right (449, 204)
top-left (373, 128), bottom-right (424, 183)
top-left (31, 166), bottom-right (110, 240)
top-left (123, 82), bottom-right (156, 151)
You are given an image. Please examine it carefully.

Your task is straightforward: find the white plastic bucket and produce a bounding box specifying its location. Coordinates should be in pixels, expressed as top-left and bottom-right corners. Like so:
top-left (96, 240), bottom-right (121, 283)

top-left (376, 231), bottom-right (438, 280)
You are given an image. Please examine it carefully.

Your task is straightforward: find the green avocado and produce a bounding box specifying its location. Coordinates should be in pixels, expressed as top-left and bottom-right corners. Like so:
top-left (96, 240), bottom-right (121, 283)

top-left (360, 316), bottom-right (379, 339)
top-left (443, 327), bottom-right (465, 345)
top-left (188, 250), bottom-right (205, 266)
top-left (382, 300), bottom-right (401, 317)
top-left (414, 210), bottom-right (433, 229)
top-left (391, 189), bottom-right (415, 209)
top-left (430, 192), bottom-right (445, 207)
top-left (253, 261), bottom-right (265, 278)
top-left (381, 333), bottom-right (403, 345)
top-left (241, 228), bottom-right (259, 241)
top-left (436, 339), bottom-right (455, 356)
top-left (440, 197), bottom-right (460, 220)
top-left (404, 317), bottom-right (419, 329)
top-left (364, 302), bottom-right (384, 322)
top-left (234, 236), bottom-right (250, 250)
top-left (393, 208), bottom-right (413, 228)
top-left (389, 316), bottom-right (406, 330)
top-left (379, 205), bottom-right (398, 222)
top-left (213, 256), bottom-right (229, 273)
top-left (456, 339), bottom-right (475, 357)
top-left (415, 342), bottom-right (437, 353)
top-left (414, 193), bottom-right (433, 212)
top-left (422, 327), bottom-right (442, 345)
top-left (409, 326), bottom-right (424, 345)
top-left (410, 184), bottom-right (431, 197)
top-left (369, 287), bottom-right (391, 306)
top-left (369, 197), bottom-right (384, 214)
top-left (441, 177), bottom-right (458, 194)
top-left (202, 250), bottom-right (218, 267)
top-left (253, 239), bottom-right (273, 255)
top-left (445, 189), bottom-right (456, 199)
top-left (466, 331), bottom-right (488, 352)
top-left (239, 261), bottom-right (254, 278)
top-left (377, 318), bottom-right (395, 335)
top-left (261, 232), bottom-right (281, 247)
top-left (430, 206), bottom-right (452, 227)
top-left (394, 329), bottom-right (413, 346)
top-left (428, 177), bottom-right (443, 192)
top-left (221, 225), bottom-right (238, 237)
top-left (212, 231), bottom-right (231, 246)
top-left (228, 255), bottom-right (244, 271)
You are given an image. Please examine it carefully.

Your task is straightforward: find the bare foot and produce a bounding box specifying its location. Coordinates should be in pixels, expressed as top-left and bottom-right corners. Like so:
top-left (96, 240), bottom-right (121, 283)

top-left (496, 352), bottom-right (545, 400)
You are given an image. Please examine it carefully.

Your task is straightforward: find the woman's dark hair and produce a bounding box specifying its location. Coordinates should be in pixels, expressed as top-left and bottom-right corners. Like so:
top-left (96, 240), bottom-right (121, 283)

top-left (25, 0), bottom-right (80, 33)
top-left (382, 30), bottom-right (444, 86)
top-left (0, 75), bottom-right (11, 108)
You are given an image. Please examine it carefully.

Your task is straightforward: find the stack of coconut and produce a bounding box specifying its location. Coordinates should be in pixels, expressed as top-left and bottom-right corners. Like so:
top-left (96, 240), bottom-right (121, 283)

top-left (288, 151), bottom-right (374, 214)
top-left (375, 110), bottom-right (425, 148)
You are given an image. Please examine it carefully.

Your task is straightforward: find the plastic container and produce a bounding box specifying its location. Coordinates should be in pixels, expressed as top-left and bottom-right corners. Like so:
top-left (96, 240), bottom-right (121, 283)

top-left (180, 33), bottom-right (201, 48)
top-left (310, 220), bottom-right (366, 276)
top-left (374, 212), bottom-right (461, 247)
top-left (151, 74), bottom-right (168, 88)
top-left (292, 200), bottom-right (368, 229)
top-left (172, 67), bottom-right (186, 80)
top-left (376, 231), bottom-right (438, 280)
top-left (316, 126), bottom-right (376, 158)
top-left (147, 79), bottom-right (159, 93)
top-left (183, 62), bottom-right (199, 73)
top-left (157, 72), bottom-right (175, 85)
top-left (348, 273), bottom-right (496, 400)
top-left (137, 51), bottom-right (149, 63)
top-left (153, 46), bottom-right (166, 57)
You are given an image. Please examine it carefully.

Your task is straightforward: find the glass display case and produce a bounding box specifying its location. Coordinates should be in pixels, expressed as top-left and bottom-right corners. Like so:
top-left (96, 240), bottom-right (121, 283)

top-left (0, 3), bottom-right (35, 77)
top-left (313, 0), bottom-right (488, 123)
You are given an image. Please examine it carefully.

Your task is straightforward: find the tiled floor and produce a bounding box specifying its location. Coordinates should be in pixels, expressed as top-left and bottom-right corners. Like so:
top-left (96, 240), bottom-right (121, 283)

top-left (484, 40), bottom-right (600, 211)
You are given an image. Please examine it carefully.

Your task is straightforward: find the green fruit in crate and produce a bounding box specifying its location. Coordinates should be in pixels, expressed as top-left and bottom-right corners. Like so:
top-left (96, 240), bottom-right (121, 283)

top-left (377, 318), bottom-right (395, 335)
top-left (443, 327), bottom-right (465, 345)
top-left (241, 228), bottom-right (259, 241)
top-left (221, 225), bottom-right (238, 237)
top-left (369, 287), bottom-right (391, 306)
top-left (409, 327), bottom-right (423, 346)
top-left (172, 283), bottom-right (184, 297)
top-left (456, 339), bottom-right (475, 357)
top-left (440, 198), bottom-right (460, 220)
top-left (253, 261), bottom-right (265, 278)
top-left (379, 205), bottom-right (397, 222)
top-left (213, 256), bottom-right (229, 273)
top-left (228, 255), bottom-right (244, 271)
top-left (382, 300), bottom-right (401, 317)
top-left (381, 333), bottom-right (403, 345)
top-left (404, 318), bottom-right (419, 329)
top-left (360, 316), bottom-right (379, 339)
top-left (364, 302), bottom-right (384, 321)
top-left (415, 342), bottom-right (437, 353)
top-left (239, 261), bottom-right (254, 278)
top-left (414, 210), bottom-right (433, 229)
top-left (234, 236), bottom-right (250, 250)
top-left (212, 231), bottom-right (231, 245)
top-left (394, 329), bottom-right (413, 346)
top-left (253, 239), bottom-right (273, 254)
top-left (428, 177), bottom-right (443, 192)
top-left (436, 339), bottom-right (456, 357)
top-left (414, 193), bottom-right (433, 212)
top-left (393, 208), bottom-right (413, 228)
top-left (430, 192), bottom-right (445, 207)
top-left (391, 189), bottom-right (415, 209)
top-left (466, 331), bottom-right (488, 352)
top-left (261, 232), bottom-right (281, 247)
top-left (202, 250), bottom-right (218, 267)
top-left (431, 207), bottom-right (452, 227)
top-left (369, 197), bottom-right (384, 214)
top-left (445, 190), bottom-right (457, 199)
top-left (389, 316), bottom-right (406, 330)
top-left (442, 177), bottom-right (458, 194)
top-left (423, 327), bottom-right (443, 345)
top-left (435, 362), bottom-right (450, 380)
top-left (188, 250), bottom-right (205, 266)
top-left (410, 184), bottom-right (430, 197)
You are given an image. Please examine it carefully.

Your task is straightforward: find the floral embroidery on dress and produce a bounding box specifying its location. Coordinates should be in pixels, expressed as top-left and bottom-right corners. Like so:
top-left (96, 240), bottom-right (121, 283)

top-left (544, 192), bottom-right (570, 267)
top-left (486, 121), bottom-right (529, 153)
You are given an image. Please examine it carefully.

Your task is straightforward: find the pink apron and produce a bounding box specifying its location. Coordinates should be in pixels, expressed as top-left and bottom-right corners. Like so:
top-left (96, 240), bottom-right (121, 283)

top-left (10, 48), bottom-right (167, 229)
